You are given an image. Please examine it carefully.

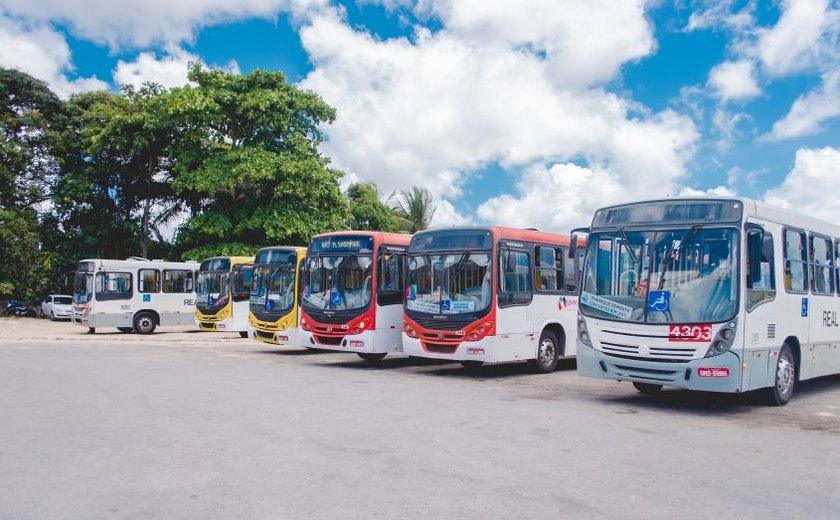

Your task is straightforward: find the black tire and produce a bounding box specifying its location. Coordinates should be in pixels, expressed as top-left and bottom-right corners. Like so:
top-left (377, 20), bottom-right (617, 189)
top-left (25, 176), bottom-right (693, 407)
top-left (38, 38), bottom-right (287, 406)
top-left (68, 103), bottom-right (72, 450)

top-left (50, 311), bottom-right (57, 321)
top-left (133, 312), bottom-right (157, 335)
top-left (460, 360), bottom-right (484, 370)
top-left (117, 327), bottom-right (134, 334)
top-left (766, 344), bottom-right (796, 406)
top-left (633, 382), bottom-right (663, 394)
top-left (239, 331), bottom-right (249, 338)
top-left (530, 329), bottom-right (561, 373)
top-left (357, 353), bottom-right (387, 362)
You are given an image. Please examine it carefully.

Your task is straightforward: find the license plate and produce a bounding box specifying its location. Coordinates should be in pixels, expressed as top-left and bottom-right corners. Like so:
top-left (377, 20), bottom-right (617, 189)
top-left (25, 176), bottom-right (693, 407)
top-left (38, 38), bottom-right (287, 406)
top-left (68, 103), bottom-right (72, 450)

top-left (697, 367), bottom-right (730, 378)
top-left (348, 340), bottom-right (364, 348)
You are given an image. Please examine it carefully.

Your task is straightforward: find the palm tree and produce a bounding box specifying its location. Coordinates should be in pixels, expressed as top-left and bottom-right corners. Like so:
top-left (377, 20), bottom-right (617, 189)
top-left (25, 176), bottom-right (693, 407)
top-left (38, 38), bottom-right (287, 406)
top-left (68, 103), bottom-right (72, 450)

top-left (392, 186), bottom-right (436, 233)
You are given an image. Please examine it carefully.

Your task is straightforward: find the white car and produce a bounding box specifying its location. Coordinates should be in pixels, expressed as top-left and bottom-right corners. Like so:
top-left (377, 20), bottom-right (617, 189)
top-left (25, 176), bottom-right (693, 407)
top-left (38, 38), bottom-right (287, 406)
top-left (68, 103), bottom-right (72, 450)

top-left (41, 294), bottom-right (73, 321)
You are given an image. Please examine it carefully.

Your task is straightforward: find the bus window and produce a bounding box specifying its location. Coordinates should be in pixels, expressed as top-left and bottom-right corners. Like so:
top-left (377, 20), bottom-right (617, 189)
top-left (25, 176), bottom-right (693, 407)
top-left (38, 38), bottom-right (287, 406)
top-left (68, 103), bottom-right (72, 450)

top-left (164, 270), bottom-right (194, 293)
top-left (231, 265), bottom-right (252, 302)
top-left (810, 235), bottom-right (833, 295)
top-left (95, 272), bottom-right (132, 301)
top-left (746, 231), bottom-right (775, 311)
top-left (783, 229), bottom-right (808, 293)
top-left (377, 252), bottom-right (405, 306)
top-left (499, 249), bottom-right (532, 306)
top-left (535, 246), bottom-right (560, 292)
top-left (138, 269), bottom-right (160, 293)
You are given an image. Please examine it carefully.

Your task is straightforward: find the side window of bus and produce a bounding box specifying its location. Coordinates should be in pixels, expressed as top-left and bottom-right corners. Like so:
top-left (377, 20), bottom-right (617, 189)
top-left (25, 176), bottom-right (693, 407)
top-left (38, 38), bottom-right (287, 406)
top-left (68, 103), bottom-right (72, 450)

top-left (163, 270), bottom-right (194, 293)
top-left (535, 246), bottom-right (561, 292)
top-left (498, 249), bottom-right (532, 307)
top-left (809, 235), bottom-right (834, 295)
top-left (231, 266), bottom-right (252, 302)
top-left (95, 272), bottom-right (132, 301)
top-left (836, 241), bottom-right (840, 297)
top-left (138, 269), bottom-right (160, 293)
top-left (377, 252), bottom-right (405, 306)
top-left (783, 229), bottom-right (808, 293)
top-left (746, 230), bottom-right (775, 311)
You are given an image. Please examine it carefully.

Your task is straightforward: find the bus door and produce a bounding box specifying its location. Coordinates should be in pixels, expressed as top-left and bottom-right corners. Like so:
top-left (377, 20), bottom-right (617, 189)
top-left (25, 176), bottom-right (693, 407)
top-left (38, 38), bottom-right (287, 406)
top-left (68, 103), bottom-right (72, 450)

top-left (496, 242), bottom-right (534, 361)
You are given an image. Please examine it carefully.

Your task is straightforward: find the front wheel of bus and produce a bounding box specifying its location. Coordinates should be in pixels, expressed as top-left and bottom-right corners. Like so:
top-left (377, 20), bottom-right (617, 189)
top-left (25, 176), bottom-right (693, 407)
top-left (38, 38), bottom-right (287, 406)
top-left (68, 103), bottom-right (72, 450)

top-left (133, 312), bottom-right (157, 335)
top-left (357, 353), bottom-right (387, 363)
top-left (530, 330), bottom-right (560, 373)
top-left (766, 344), bottom-right (796, 406)
top-left (239, 331), bottom-right (249, 339)
top-left (633, 382), bottom-right (663, 394)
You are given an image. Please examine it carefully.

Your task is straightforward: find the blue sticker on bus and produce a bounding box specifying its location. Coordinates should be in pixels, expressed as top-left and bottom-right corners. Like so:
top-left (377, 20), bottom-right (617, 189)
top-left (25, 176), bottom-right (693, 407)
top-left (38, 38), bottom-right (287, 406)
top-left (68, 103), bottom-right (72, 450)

top-left (331, 291), bottom-right (342, 307)
top-left (801, 297), bottom-right (809, 317)
top-left (441, 299), bottom-right (451, 311)
top-left (208, 296), bottom-right (215, 306)
top-left (648, 291), bottom-right (670, 312)
top-left (143, 294), bottom-right (151, 302)
top-left (265, 299), bottom-right (273, 311)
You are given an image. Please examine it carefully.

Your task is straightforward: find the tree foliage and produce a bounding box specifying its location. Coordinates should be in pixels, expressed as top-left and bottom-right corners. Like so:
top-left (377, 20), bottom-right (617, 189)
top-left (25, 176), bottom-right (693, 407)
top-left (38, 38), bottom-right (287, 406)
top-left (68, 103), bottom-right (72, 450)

top-left (347, 182), bottom-right (399, 232)
top-left (393, 186), bottom-right (436, 233)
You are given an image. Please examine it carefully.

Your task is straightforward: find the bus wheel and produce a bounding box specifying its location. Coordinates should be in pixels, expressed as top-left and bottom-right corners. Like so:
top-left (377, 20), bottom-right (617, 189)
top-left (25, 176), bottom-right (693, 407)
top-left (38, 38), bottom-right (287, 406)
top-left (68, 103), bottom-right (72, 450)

top-left (357, 353), bottom-right (387, 362)
top-left (133, 312), bottom-right (157, 335)
top-left (633, 382), bottom-right (663, 394)
top-left (117, 327), bottom-right (133, 333)
top-left (766, 344), bottom-right (796, 406)
top-left (239, 331), bottom-right (249, 339)
top-left (530, 330), bottom-right (560, 373)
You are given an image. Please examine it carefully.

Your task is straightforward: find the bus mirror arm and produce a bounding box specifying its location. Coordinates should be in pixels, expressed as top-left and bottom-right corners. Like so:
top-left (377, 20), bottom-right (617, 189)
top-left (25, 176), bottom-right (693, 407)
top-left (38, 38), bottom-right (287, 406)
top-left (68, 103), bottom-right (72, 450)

top-left (569, 227), bottom-right (589, 259)
top-left (745, 223), bottom-right (764, 285)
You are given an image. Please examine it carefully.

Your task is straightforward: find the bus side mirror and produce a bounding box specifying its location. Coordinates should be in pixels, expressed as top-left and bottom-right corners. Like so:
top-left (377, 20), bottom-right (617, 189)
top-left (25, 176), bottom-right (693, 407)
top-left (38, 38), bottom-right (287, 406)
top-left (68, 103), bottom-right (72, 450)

top-left (746, 228), bottom-right (764, 285)
top-left (568, 227), bottom-right (588, 260)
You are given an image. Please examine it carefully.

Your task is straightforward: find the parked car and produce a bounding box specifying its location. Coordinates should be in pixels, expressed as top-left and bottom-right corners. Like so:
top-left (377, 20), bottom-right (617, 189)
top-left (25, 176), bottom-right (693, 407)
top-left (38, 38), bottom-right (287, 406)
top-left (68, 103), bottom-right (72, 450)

top-left (41, 294), bottom-right (73, 320)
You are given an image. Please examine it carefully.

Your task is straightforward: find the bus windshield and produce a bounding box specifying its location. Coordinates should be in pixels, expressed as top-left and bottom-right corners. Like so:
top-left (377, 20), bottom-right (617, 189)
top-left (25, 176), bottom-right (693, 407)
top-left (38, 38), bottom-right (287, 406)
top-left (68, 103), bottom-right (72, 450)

top-left (74, 273), bottom-right (93, 304)
top-left (580, 227), bottom-right (738, 323)
top-left (251, 264), bottom-right (296, 314)
top-left (303, 254), bottom-right (373, 311)
top-left (406, 252), bottom-right (492, 315)
top-left (196, 271), bottom-right (229, 306)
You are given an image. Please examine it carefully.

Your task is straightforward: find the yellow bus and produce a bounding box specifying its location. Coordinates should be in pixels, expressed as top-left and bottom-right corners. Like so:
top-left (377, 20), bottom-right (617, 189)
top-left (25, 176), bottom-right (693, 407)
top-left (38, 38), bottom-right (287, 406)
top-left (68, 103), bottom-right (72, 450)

top-left (195, 256), bottom-right (253, 337)
top-left (249, 246), bottom-right (307, 346)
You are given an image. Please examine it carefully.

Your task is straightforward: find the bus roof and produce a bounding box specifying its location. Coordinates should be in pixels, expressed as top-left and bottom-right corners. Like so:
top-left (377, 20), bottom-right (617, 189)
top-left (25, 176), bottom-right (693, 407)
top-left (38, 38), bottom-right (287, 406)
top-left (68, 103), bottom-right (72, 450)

top-left (200, 255), bottom-right (253, 265)
top-left (310, 230), bottom-right (412, 247)
top-left (255, 245), bottom-right (307, 254)
top-left (78, 258), bottom-right (199, 270)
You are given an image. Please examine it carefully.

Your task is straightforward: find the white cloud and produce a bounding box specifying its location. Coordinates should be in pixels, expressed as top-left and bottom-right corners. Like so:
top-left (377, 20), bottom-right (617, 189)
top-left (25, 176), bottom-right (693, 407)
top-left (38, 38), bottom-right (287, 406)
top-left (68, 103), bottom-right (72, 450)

top-left (764, 70), bottom-right (840, 141)
top-left (299, 5), bottom-right (697, 225)
top-left (763, 146), bottom-right (840, 222)
top-left (677, 185), bottom-right (736, 197)
top-left (707, 60), bottom-right (760, 101)
top-left (113, 45), bottom-right (240, 89)
top-left (1, 0), bottom-right (329, 48)
top-left (756, 0), bottom-right (836, 77)
top-left (0, 15), bottom-right (107, 97)
top-left (430, 199), bottom-right (473, 227)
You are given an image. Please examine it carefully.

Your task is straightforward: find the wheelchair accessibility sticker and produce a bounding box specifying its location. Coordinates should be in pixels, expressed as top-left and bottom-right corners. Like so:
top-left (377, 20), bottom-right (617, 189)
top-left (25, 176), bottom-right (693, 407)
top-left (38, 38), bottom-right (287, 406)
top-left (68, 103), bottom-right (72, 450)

top-left (801, 297), bottom-right (809, 317)
top-left (648, 291), bottom-right (670, 312)
top-left (143, 294), bottom-right (151, 302)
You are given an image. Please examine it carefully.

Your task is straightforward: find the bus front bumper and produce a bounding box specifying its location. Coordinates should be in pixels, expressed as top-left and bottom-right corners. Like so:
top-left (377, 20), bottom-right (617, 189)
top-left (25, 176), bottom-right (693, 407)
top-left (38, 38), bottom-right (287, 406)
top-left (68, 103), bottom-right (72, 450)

top-left (197, 317), bottom-right (234, 332)
top-left (253, 326), bottom-right (300, 347)
top-left (402, 334), bottom-right (495, 362)
top-left (302, 329), bottom-right (383, 353)
top-left (576, 341), bottom-right (742, 393)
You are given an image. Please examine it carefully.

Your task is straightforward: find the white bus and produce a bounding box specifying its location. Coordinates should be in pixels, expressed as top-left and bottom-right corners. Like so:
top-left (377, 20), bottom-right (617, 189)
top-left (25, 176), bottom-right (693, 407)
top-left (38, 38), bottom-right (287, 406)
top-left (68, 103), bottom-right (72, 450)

top-left (402, 227), bottom-right (583, 372)
top-left (72, 258), bottom-right (199, 334)
top-left (299, 231), bottom-right (411, 362)
top-left (576, 197), bottom-right (840, 405)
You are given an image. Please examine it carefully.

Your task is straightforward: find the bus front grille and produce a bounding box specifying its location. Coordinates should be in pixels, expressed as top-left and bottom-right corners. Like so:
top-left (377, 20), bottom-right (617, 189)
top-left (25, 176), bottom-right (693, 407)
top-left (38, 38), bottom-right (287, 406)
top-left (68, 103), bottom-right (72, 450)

top-left (423, 342), bottom-right (458, 354)
top-left (314, 335), bottom-right (343, 346)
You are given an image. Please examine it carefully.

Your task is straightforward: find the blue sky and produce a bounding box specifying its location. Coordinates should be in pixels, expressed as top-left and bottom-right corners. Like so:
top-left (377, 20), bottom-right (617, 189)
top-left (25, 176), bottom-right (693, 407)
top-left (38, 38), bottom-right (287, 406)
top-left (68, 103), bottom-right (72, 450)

top-left (1, 0), bottom-right (839, 230)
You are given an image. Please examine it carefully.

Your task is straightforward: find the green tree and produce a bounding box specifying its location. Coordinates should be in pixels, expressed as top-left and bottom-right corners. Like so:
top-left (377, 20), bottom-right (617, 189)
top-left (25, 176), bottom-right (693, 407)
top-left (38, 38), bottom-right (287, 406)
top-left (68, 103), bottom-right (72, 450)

top-left (0, 68), bottom-right (66, 299)
top-left (169, 64), bottom-right (348, 259)
top-left (347, 182), bottom-right (399, 232)
top-left (393, 186), bottom-right (436, 233)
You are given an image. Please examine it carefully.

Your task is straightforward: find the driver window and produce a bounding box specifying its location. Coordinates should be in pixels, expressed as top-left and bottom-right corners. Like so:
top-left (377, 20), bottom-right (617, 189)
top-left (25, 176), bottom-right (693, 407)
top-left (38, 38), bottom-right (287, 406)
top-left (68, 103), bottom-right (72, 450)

top-left (746, 231), bottom-right (775, 311)
top-left (377, 251), bottom-right (405, 306)
top-left (498, 249), bottom-right (532, 307)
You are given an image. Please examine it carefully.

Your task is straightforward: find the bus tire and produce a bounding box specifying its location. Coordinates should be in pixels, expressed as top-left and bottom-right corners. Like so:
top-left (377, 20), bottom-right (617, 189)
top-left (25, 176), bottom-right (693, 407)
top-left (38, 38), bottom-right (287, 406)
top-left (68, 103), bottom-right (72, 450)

top-left (357, 353), bottom-right (387, 362)
top-left (133, 312), bottom-right (157, 335)
top-left (239, 331), bottom-right (249, 338)
top-left (530, 329), bottom-right (560, 373)
top-left (766, 344), bottom-right (795, 406)
top-left (117, 327), bottom-right (133, 333)
top-left (633, 382), bottom-right (663, 394)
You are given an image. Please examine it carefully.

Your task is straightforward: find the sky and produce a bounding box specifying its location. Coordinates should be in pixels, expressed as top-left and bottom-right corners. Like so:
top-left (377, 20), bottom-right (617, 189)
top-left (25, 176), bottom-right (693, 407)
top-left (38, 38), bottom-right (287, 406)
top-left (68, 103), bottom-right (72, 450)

top-left (1, 0), bottom-right (839, 232)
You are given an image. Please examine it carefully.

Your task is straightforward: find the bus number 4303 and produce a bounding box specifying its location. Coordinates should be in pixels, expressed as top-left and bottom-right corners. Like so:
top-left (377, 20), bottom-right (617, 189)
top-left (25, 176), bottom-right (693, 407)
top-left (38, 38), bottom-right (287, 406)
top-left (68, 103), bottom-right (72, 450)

top-left (669, 324), bottom-right (712, 342)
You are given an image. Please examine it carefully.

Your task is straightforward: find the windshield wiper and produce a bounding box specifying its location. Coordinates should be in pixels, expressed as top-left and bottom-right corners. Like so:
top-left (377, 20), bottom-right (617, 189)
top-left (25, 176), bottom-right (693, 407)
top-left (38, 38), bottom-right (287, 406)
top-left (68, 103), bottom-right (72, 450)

top-left (452, 250), bottom-right (471, 274)
top-left (616, 227), bottom-right (639, 266)
top-left (656, 223), bottom-right (704, 290)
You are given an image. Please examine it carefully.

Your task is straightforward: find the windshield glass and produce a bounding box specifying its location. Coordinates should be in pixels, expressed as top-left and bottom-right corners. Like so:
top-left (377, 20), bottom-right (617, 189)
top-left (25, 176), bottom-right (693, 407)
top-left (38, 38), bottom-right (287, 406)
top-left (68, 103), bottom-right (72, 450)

top-left (303, 254), bottom-right (373, 311)
top-left (74, 273), bottom-right (93, 304)
top-left (580, 227), bottom-right (738, 323)
top-left (196, 271), bottom-right (229, 306)
top-left (406, 252), bottom-right (492, 315)
top-left (251, 265), bottom-right (296, 313)
top-left (55, 296), bottom-right (73, 305)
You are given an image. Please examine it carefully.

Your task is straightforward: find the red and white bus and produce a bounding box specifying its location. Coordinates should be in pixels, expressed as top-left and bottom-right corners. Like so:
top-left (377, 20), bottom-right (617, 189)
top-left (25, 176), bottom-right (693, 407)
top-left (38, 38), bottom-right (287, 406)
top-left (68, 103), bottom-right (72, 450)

top-left (401, 227), bottom-right (583, 372)
top-left (299, 231), bottom-right (411, 362)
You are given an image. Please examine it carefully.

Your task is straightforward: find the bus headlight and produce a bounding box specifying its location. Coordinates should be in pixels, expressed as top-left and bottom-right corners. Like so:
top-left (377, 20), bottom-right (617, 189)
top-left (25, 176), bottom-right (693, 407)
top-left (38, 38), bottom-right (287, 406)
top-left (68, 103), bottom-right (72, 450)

top-left (577, 315), bottom-right (592, 347)
top-left (704, 320), bottom-right (737, 358)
